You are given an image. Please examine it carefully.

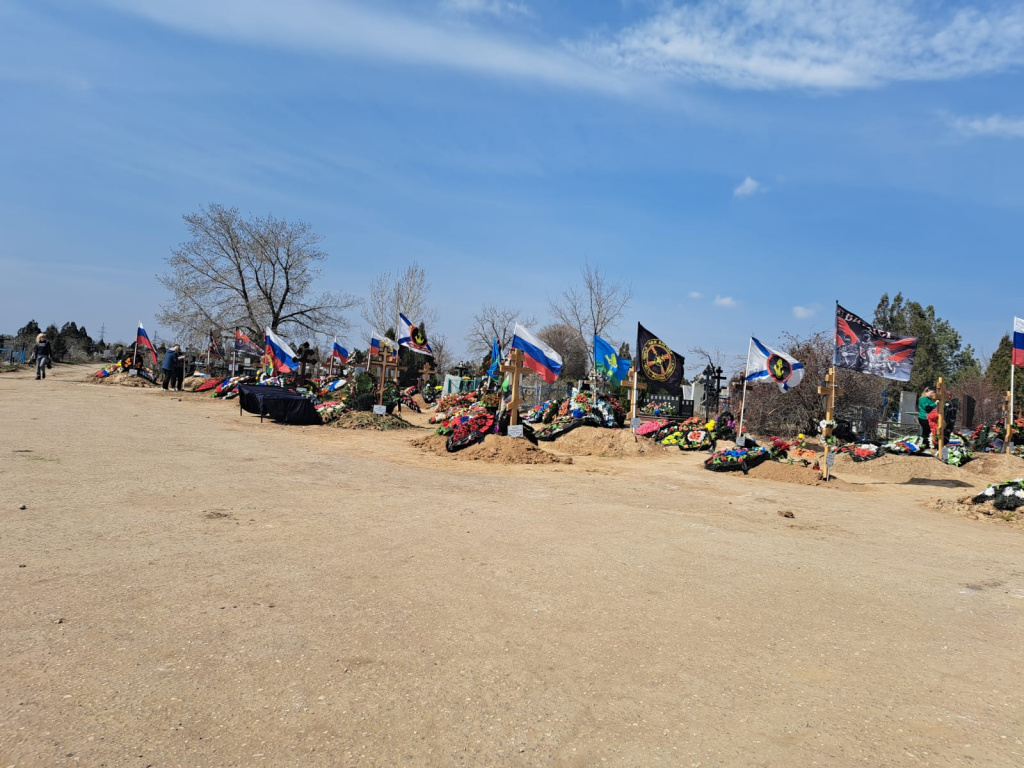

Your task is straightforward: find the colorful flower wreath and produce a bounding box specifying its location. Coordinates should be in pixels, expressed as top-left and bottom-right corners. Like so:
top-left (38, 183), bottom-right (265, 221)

top-left (704, 445), bottom-right (770, 473)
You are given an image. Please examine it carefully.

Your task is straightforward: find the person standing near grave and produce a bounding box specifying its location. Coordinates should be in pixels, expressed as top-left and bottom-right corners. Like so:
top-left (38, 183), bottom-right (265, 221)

top-left (162, 345), bottom-right (181, 391)
top-left (32, 333), bottom-right (52, 380)
top-left (174, 349), bottom-right (187, 391)
top-left (918, 386), bottom-right (937, 443)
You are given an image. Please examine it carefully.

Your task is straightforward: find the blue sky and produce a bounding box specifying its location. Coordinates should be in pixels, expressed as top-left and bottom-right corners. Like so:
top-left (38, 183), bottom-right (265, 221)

top-left (1, 0), bottom-right (1023, 367)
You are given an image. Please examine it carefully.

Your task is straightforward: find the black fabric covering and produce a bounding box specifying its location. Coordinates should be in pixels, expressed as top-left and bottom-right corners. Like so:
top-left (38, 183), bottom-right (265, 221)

top-left (237, 384), bottom-right (321, 425)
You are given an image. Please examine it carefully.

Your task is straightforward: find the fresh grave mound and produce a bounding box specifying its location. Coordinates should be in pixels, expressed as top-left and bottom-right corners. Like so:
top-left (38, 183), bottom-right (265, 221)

top-left (87, 371), bottom-right (157, 388)
top-left (411, 434), bottom-right (569, 465)
top-left (746, 460), bottom-right (852, 487)
top-left (960, 452), bottom-right (1024, 480)
top-left (830, 451), bottom-right (966, 483)
top-left (331, 412), bottom-right (416, 431)
top-left (546, 426), bottom-right (667, 457)
top-left (181, 375), bottom-right (208, 392)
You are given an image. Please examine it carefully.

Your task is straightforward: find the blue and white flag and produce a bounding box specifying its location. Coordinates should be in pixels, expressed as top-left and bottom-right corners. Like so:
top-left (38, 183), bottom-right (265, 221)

top-left (487, 338), bottom-right (501, 379)
top-left (327, 378), bottom-right (347, 392)
top-left (745, 337), bottom-right (803, 392)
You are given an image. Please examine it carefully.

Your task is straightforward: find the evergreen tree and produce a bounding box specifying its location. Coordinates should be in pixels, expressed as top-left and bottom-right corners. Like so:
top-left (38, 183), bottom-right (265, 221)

top-left (985, 334), bottom-right (1024, 414)
top-left (16, 319), bottom-right (41, 348)
top-left (44, 324), bottom-right (66, 359)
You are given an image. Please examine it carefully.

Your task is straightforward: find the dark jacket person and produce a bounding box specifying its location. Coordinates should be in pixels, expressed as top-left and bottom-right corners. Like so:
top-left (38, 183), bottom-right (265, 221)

top-left (162, 345), bottom-right (181, 391)
top-left (33, 333), bottom-right (52, 380)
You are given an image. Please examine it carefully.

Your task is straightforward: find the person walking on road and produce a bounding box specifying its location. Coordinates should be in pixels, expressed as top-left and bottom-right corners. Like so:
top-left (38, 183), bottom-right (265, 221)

top-left (32, 333), bottom-right (52, 380)
top-left (162, 345), bottom-right (182, 391)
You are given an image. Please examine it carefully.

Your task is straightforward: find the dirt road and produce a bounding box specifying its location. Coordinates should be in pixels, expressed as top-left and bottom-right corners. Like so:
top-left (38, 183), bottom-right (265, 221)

top-left (2, 365), bottom-right (1022, 767)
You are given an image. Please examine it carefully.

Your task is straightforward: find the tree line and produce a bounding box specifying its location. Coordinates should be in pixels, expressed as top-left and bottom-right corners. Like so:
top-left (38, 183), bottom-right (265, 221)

top-left (155, 204), bottom-right (1016, 430)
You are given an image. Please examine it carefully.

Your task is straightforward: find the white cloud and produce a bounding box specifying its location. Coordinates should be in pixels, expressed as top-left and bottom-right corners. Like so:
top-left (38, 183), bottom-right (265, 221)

top-left (792, 304), bottom-right (819, 319)
top-left (440, 0), bottom-right (531, 18)
top-left (713, 295), bottom-right (737, 308)
top-left (949, 113), bottom-right (1024, 139)
top-left (687, 291), bottom-right (703, 299)
top-left (93, 0), bottom-right (626, 94)
top-left (93, 0), bottom-right (1024, 94)
top-left (577, 0), bottom-right (1024, 90)
top-left (733, 176), bottom-right (761, 197)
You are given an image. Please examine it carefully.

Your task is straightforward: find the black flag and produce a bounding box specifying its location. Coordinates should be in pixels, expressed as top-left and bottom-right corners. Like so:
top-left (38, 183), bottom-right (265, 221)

top-left (636, 323), bottom-right (685, 395)
top-left (834, 304), bottom-right (918, 382)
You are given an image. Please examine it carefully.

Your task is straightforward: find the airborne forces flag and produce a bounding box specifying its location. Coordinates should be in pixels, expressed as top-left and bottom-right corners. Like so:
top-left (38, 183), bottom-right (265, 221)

top-left (636, 323), bottom-right (685, 395)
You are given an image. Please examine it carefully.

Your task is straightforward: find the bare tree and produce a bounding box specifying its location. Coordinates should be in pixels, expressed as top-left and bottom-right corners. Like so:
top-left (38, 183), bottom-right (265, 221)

top-left (548, 261), bottom-right (634, 366)
top-left (362, 263), bottom-right (436, 343)
top-left (538, 323), bottom-right (588, 381)
top-left (429, 332), bottom-right (454, 376)
top-left (465, 304), bottom-right (537, 358)
top-left (158, 204), bottom-right (357, 348)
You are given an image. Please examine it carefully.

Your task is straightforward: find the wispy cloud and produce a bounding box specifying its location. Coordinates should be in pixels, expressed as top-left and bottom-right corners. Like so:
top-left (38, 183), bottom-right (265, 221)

top-left (714, 295), bottom-right (738, 308)
top-left (949, 113), bottom-right (1024, 139)
top-left (577, 0), bottom-right (1024, 90)
top-left (440, 0), bottom-right (531, 19)
top-left (792, 304), bottom-right (819, 319)
top-left (687, 290), bottom-right (703, 299)
top-left (733, 176), bottom-right (762, 197)
top-left (92, 0), bottom-right (1024, 95)
top-left (93, 0), bottom-right (626, 93)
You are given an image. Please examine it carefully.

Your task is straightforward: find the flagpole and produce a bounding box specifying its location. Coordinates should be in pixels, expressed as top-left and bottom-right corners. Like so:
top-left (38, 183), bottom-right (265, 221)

top-left (1009, 357), bottom-right (1016, 453)
top-left (736, 338), bottom-right (751, 443)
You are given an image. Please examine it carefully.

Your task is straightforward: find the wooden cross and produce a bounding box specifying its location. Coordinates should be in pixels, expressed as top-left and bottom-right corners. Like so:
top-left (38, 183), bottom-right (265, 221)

top-left (935, 377), bottom-right (947, 457)
top-left (372, 353), bottom-right (406, 405)
top-left (621, 367), bottom-right (647, 428)
top-left (498, 348), bottom-right (526, 426)
top-left (817, 366), bottom-right (844, 481)
top-left (419, 361), bottom-right (435, 378)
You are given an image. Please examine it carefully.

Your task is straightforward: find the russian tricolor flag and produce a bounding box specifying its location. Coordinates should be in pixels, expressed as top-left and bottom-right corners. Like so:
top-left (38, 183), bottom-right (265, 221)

top-left (264, 327), bottom-right (298, 373)
top-left (136, 322), bottom-right (158, 365)
top-left (332, 338), bottom-right (349, 364)
top-left (1014, 317), bottom-right (1024, 368)
top-left (511, 324), bottom-right (563, 384)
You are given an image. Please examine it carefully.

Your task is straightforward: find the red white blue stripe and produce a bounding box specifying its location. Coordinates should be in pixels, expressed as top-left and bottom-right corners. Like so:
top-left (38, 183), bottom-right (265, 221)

top-left (332, 339), bottom-right (349, 363)
top-left (511, 324), bottom-right (563, 384)
top-left (1013, 316), bottom-right (1024, 368)
top-left (264, 327), bottom-right (298, 373)
top-left (136, 322), bottom-right (158, 365)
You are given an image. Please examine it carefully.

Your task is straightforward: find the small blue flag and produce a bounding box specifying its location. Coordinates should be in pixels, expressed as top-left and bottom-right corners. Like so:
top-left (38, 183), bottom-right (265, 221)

top-left (594, 334), bottom-right (631, 384)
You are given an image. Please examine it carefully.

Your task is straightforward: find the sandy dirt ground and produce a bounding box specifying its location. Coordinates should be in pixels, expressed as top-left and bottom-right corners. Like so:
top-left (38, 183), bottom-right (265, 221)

top-left (2, 364), bottom-right (1023, 767)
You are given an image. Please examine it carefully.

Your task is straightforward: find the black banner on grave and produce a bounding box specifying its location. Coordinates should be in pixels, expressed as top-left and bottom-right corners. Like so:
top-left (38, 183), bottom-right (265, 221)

top-left (834, 304), bottom-right (918, 382)
top-left (636, 323), bottom-right (685, 395)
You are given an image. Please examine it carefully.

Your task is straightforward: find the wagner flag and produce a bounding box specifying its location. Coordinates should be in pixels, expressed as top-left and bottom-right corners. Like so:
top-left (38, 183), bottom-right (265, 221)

top-left (745, 337), bottom-right (804, 392)
top-left (636, 323), bottom-right (685, 395)
top-left (834, 304), bottom-right (918, 381)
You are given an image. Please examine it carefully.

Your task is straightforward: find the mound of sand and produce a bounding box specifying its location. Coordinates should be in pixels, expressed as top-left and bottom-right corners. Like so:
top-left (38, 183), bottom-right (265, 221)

top-left (411, 434), bottom-right (570, 465)
top-left (87, 371), bottom-right (158, 388)
top-left (832, 450), bottom-right (1022, 487)
top-left (927, 496), bottom-right (1024, 530)
top-left (332, 412), bottom-right (417, 431)
top-left (746, 460), bottom-right (852, 487)
top-left (960, 452), bottom-right (1024, 481)
top-left (181, 375), bottom-right (208, 392)
top-left (545, 426), bottom-right (667, 457)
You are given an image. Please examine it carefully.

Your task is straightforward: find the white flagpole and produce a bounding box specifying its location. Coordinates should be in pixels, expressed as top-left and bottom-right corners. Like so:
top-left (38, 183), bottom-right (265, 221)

top-left (736, 338), bottom-right (752, 444)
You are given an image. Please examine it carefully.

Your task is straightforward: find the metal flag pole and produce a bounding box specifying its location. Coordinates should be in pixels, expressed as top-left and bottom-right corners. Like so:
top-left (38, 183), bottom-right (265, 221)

top-left (1009, 356), bottom-right (1016, 453)
top-left (736, 338), bottom-right (752, 444)
top-left (132, 322), bottom-right (139, 368)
